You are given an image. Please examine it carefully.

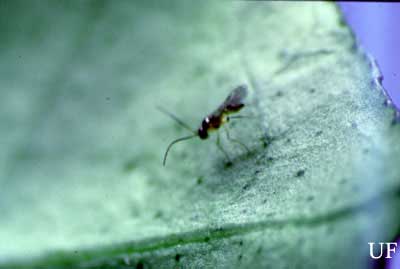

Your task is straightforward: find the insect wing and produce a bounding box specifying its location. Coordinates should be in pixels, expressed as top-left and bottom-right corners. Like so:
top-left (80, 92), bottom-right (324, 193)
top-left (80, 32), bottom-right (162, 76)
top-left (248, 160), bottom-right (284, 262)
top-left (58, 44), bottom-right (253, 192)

top-left (217, 85), bottom-right (248, 114)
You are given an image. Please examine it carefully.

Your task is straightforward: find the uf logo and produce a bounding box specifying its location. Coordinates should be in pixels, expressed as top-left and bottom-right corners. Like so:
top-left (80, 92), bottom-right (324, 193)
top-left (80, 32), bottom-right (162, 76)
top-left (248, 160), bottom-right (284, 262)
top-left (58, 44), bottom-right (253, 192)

top-left (368, 242), bottom-right (398, 259)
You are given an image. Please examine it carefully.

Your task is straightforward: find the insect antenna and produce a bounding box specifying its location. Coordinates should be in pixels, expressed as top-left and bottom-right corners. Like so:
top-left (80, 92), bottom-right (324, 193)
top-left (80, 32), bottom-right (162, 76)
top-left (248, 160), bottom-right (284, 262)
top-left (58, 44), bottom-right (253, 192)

top-left (156, 106), bottom-right (196, 134)
top-left (157, 106), bottom-right (199, 166)
top-left (163, 134), bottom-right (197, 166)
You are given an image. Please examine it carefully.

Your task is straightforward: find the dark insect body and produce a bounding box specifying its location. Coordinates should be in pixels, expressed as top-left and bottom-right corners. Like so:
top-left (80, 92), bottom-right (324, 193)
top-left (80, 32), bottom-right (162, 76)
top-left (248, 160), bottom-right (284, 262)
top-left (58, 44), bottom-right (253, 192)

top-left (198, 85), bottom-right (246, 139)
top-left (159, 85), bottom-right (248, 166)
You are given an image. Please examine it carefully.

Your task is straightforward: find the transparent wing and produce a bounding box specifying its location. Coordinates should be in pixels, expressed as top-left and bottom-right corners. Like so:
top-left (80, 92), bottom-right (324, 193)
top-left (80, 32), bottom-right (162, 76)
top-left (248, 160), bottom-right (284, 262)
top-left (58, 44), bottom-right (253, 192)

top-left (214, 85), bottom-right (248, 115)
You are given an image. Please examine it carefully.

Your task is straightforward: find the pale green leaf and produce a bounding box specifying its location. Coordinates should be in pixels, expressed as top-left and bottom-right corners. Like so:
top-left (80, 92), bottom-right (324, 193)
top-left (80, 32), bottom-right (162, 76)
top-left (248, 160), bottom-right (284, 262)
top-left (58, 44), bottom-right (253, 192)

top-left (1, 1), bottom-right (399, 268)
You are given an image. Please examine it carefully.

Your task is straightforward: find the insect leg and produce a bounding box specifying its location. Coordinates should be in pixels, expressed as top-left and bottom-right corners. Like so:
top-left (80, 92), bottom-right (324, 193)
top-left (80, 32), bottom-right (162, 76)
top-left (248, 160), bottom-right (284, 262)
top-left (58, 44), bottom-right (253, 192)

top-left (228, 114), bottom-right (270, 148)
top-left (216, 132), bottom-right (232, 164)
top-left (224, 125), bottom-right (250, 154)
top-left (228, 115), bottom-right (259, 120)
top-left (228, 114), bottom-right (262, 132)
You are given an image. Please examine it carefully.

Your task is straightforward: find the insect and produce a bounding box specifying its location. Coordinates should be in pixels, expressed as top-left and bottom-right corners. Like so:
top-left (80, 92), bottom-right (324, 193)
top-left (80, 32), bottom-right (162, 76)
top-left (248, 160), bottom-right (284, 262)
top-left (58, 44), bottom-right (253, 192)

top-left (159, 85), bottom-right (250, 166)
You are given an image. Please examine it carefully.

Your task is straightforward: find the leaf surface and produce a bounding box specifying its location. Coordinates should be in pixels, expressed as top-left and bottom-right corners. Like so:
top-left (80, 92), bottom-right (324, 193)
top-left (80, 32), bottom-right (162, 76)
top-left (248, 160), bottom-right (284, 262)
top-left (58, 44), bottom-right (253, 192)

top-left (0, 2), bottom-right (399, 268)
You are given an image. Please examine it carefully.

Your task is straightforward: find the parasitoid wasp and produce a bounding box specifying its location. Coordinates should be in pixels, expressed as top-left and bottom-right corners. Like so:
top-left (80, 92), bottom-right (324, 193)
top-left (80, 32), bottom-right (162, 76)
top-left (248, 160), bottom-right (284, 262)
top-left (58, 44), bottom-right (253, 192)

top-left (159, 85), bottom-right (251, 166)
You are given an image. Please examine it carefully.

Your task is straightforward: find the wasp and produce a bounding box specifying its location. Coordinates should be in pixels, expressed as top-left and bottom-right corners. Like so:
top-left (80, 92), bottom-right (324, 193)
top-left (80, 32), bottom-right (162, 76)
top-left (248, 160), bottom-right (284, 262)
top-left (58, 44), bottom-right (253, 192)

top-left (159, 85), bottom-right (250, 166)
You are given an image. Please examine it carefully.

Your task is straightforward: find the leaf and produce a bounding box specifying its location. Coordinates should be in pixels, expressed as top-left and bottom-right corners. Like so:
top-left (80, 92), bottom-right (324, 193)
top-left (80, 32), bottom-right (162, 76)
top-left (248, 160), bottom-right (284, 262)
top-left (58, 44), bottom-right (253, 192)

top-left (1, 1), bottom-right (399, 268)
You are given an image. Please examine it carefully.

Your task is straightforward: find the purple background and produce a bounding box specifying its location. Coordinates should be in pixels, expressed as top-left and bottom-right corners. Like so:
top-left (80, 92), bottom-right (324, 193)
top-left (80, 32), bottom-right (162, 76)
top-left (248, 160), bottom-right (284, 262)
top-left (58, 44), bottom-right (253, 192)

top-left (388, 238), bottom-right (400, 269)
top-left (340, 2), bottom-right (400, 111)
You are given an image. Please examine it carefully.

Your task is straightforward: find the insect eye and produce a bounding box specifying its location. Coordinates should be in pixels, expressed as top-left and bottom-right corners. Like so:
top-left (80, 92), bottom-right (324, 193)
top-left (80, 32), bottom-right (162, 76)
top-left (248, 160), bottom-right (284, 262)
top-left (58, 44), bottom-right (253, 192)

top-left (201, 119), bottom-right (209, 129)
